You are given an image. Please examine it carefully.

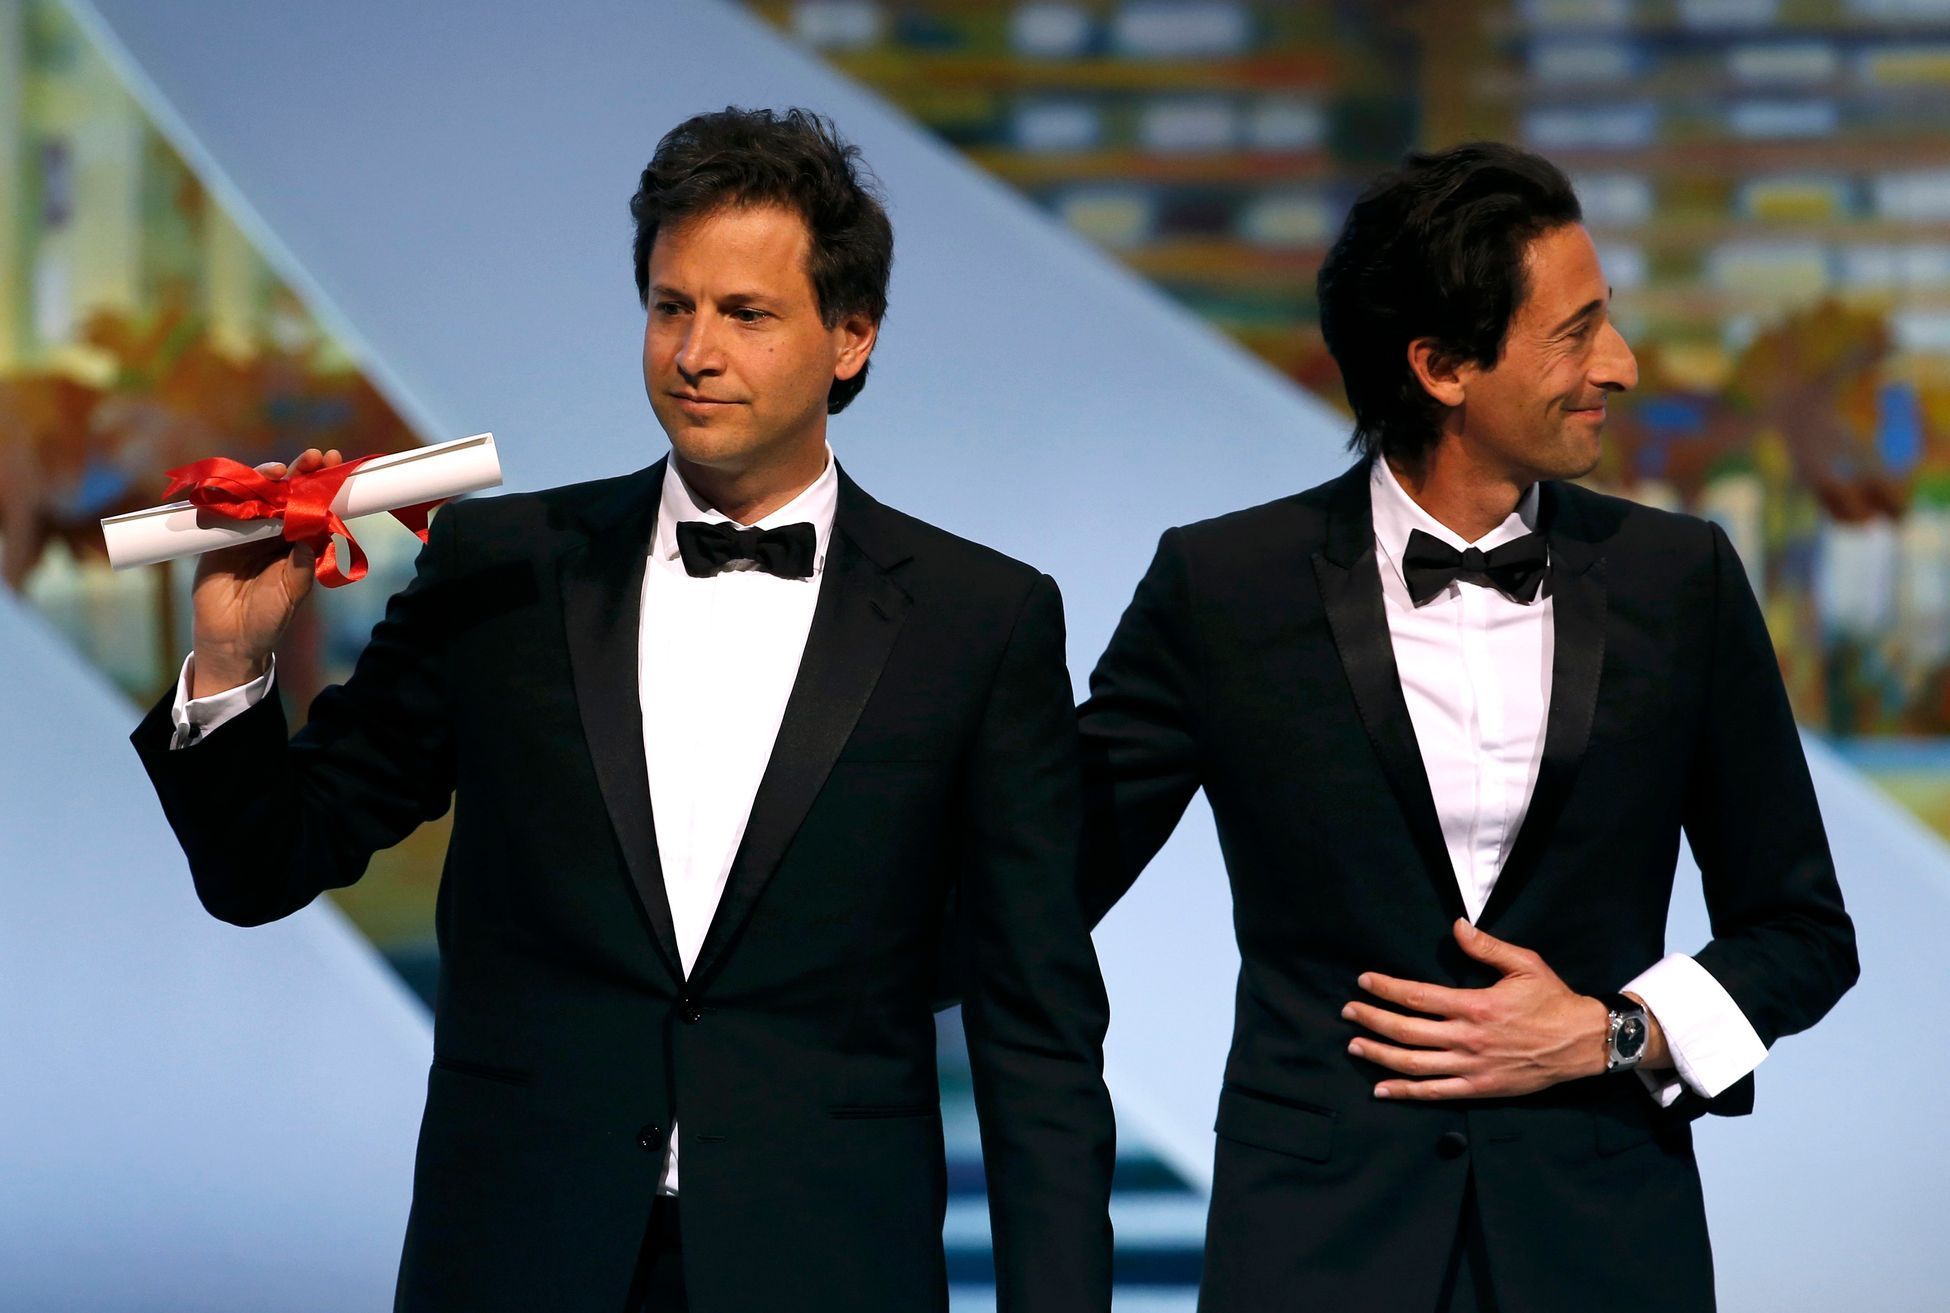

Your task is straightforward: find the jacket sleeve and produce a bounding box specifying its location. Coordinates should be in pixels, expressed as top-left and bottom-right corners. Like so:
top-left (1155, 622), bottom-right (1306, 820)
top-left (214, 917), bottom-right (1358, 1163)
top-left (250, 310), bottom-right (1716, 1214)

top-left (1076, 527), bottom-right (1206, 926)
top-left (1680, 521), bottom-right (1860, 1106)
top-left (129, 505), bottom-right (463, 927)
top-left (955, 571), bottom-right (1115, 1313)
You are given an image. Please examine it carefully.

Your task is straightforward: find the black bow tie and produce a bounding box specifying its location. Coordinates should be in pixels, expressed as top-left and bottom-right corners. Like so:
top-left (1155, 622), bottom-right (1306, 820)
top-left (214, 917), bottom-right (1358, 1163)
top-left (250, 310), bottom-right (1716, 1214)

top-left (674, 519), bottom-right (817, 579)
top-left (1400, 528), bottom-right (1549, 606)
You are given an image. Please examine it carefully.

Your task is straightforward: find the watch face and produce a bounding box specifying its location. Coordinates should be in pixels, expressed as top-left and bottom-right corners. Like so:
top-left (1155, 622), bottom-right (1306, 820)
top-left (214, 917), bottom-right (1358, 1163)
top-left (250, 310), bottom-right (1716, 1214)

top-left (1617, 1015), bottom-right (1647, 1060)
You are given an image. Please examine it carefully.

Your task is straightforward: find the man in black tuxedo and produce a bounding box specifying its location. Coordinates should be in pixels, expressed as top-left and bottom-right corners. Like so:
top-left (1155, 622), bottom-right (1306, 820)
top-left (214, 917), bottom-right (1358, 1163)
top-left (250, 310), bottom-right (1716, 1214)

top-left (132, 108), bottom-right (1114, 1312)
top-left (1080, 143), bottom-right (1858, 1311)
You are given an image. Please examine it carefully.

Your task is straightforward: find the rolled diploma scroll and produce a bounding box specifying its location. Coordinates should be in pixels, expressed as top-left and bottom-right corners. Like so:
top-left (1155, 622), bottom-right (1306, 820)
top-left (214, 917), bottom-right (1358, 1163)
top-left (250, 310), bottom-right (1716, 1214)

top-left (101, 432), bottom-right (501, 571)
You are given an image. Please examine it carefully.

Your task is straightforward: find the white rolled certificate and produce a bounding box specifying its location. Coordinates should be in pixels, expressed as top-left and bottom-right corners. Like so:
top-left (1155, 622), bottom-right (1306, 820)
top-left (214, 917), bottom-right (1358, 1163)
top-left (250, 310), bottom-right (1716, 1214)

top-left (101, 432), bottom-right (502, 571)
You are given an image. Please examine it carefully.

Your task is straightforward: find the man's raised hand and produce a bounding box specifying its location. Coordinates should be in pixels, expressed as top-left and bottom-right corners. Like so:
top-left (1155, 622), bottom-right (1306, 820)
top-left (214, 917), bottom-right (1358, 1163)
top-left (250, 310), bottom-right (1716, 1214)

top-left (189, 447), bottom-right (341, 698)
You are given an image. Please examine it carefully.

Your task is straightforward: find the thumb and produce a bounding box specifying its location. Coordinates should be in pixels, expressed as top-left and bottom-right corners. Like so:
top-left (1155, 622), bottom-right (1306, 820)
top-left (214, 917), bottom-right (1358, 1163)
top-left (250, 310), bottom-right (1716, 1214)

top-left (1454, 918), bottom-right (1532, 975)
top-left (282, 542), bottom-right (318, 597)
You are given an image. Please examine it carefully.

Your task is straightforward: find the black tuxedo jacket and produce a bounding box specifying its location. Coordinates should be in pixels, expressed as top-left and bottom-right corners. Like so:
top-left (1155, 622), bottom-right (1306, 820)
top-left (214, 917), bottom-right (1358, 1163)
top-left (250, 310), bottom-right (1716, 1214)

top-left (1079, 461), bottom-right (1857, 1312)
top-left (133, 461), bottom-right (1115, 1313)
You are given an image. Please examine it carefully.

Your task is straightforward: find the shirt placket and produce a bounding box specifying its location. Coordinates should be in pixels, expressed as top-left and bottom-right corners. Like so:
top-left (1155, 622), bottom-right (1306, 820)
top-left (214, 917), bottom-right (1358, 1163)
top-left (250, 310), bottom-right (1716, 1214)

top-left (1458, 582), bottom-right (1503, 920)
top-left (677, 570), bottom-right (725, 970)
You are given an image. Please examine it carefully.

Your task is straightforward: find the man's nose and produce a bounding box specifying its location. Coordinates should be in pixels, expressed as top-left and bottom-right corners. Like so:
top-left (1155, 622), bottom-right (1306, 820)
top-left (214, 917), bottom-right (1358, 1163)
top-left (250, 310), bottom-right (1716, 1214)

top-left (675, 320), bottom-right (724, 378)
top-left (1592, 320), bottom-right (1638, 393)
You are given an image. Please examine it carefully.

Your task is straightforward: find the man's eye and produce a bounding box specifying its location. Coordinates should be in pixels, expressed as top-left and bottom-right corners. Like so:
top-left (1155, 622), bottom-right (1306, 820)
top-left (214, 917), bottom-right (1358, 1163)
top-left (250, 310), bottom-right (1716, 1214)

top-left (654, 302), bottom-right (687, 316)
top-left (732, 308), bottom-right (768, 324)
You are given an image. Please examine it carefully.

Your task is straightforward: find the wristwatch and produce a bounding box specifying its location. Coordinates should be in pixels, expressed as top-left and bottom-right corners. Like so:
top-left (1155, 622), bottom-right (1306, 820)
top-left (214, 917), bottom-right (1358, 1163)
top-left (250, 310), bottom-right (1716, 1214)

top-left (1603, 993), bottom-right (1649, 1073)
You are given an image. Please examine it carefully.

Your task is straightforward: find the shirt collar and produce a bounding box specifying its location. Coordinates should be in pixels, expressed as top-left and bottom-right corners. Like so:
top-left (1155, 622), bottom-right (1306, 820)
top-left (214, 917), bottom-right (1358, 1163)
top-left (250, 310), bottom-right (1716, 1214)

top-left (653, 445), bottom-right (839, 576)
top-left (1369, 456), bottom-right (1541, 592)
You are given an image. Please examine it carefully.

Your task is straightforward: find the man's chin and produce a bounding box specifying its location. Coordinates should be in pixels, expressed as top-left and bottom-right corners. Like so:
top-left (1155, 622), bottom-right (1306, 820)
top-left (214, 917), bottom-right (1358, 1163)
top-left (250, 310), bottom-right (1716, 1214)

top-left (660, 426), bottom-right (753, 469)
top-left (1563, 450), bottom-right (1603, 481)
top-left (1544, 429), bottom-right (1604, 482)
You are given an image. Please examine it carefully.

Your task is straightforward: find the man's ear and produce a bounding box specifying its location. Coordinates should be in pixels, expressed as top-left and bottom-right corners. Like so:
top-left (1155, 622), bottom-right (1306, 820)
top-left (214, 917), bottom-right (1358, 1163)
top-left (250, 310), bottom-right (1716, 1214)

top-left (1406, 337), bottom-right (1469, 410)
top-left (833, 312), bottom-right (877, 383)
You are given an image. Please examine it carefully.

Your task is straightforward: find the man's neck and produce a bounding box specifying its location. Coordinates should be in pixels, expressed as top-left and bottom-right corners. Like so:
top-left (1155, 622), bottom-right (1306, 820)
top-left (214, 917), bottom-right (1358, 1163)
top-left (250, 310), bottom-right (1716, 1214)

top-left (1385, 443), bottom-right (1531, 544)
top-left (674, 442), bottom-right (827, 526)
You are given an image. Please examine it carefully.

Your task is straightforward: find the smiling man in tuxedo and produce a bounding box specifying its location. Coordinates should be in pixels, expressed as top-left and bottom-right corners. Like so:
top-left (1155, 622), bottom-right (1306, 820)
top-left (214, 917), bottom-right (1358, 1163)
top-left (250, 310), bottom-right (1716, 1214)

top-left (1080, 142), bottom-right (1858, 1310)
top-left (132, 108), bottom-right (1113, 1312)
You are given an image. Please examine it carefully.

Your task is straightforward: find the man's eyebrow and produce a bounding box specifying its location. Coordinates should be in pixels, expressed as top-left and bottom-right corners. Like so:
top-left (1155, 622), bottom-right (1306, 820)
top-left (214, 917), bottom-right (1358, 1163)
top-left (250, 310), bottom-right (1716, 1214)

top-left (649, 285), bottom-right (787, 308)
top-left (1549, 291), bottom-right (1609, 336)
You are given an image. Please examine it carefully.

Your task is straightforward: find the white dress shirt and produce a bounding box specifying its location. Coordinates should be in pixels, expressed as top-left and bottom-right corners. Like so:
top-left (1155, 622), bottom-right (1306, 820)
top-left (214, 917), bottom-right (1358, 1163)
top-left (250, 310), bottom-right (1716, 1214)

top-left (172, 448), bottom-right (840, 1195)
top-left (1368, 458), bottom-right (1767, 1104)
top-left (638, 451), bottom-right (835, 1192)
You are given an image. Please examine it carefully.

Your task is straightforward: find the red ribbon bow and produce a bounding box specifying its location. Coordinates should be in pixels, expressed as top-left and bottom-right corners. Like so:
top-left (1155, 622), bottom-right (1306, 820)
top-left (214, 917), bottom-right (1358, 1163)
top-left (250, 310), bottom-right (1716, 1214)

top-left (161, 455), bottom-right (441, 588)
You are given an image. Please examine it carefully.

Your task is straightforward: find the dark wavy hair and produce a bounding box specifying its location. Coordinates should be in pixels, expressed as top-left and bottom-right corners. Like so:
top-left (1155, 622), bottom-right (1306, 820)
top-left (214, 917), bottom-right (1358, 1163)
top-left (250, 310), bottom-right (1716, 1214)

top-left (630, 107), bottom-right (893, 414)
top-left (1316, 142), bottom-right (1582, 466)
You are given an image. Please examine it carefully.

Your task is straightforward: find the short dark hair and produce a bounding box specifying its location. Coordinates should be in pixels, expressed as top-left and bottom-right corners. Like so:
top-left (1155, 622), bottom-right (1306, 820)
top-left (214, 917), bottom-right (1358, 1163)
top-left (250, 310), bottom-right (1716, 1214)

top-left (1316, 142), bottom-right (1582, 466)
top-left (630, 107), bottom-right (893, 415)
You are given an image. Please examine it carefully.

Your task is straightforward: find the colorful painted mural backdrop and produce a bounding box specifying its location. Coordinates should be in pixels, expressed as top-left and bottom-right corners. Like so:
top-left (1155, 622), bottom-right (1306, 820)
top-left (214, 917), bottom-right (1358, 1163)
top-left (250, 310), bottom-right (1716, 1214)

top-left (754, 0), bottom-right (1950, 834)
top-left (16, 0), bottom-right (1950, 987)
top-left (0, 0), bottom-right (440, 984)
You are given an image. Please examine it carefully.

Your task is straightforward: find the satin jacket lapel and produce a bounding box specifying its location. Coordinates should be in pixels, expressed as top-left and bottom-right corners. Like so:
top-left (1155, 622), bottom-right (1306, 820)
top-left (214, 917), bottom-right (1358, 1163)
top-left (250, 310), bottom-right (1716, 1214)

top-left (559, 458), bottom-right (683, 980)
top-left (1479, 481), bottom-right (1607, 930)
top-left (1313, 461), bottom-right (1467, 923)
top-left (687, 470), bottom-right (913, 986)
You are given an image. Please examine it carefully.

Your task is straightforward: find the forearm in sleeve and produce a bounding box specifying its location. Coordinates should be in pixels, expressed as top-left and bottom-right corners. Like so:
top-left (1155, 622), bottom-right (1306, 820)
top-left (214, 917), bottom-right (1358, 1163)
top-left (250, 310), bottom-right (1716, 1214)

top-left (1077, 528), bottom-right (1204, 927)
top-left (132, 509), bottom-right (462, 925)
top-left (959, 573), bottom-right (1115, 1313)
top-left (1682, 523), bottom-right (1859, 1049)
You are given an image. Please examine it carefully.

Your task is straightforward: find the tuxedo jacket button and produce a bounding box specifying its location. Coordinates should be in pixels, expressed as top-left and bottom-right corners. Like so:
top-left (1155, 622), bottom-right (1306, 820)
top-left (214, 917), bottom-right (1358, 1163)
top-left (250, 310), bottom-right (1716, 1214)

top-left (680, 999), bottom-right (703, 1024)
top-left (637, 1125), bottom-right (664, 1152)
top-left (1436, 1130), bottom-right (1469, 1159)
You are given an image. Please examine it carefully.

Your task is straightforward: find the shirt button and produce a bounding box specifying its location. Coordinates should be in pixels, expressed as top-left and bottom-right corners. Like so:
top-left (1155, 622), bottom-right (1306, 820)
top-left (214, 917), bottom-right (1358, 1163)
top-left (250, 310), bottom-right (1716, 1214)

top-left (1436, 1130), bottom-right (1469, 1160)
top-left (637, 1124), bottom-right (664, 1152)
top-left (680, 999), bottom-right (703, 1024)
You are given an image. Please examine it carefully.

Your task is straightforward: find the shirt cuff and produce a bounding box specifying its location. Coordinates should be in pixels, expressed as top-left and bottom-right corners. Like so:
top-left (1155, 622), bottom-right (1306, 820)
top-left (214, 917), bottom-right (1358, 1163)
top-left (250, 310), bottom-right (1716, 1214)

top-left (1622, 952), bottom-right (1768, 1102)
top-left (169, 654), bottom-right (275, 750)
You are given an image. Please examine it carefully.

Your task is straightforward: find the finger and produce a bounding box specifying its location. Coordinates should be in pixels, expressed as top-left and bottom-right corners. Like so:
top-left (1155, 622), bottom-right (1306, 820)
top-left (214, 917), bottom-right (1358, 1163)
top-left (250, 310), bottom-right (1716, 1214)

top-left (1453, 919), bottom-right (1538, 975)
top-left (1348, 1037), bottom-right (1467, 1078)
top-left (1358, 971), bottom-right (1478, 1020)
top-left (1374, 1077), bottom-right (1479, 1101)
top-left (255, 461), bottom-right (288, 479)
top-left (291, 448), bottom-right (326, 475)
top-left (322, 448), bottom-right (343, 467)
top-left (1342, 1001), bottom-right (1460, 1049)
